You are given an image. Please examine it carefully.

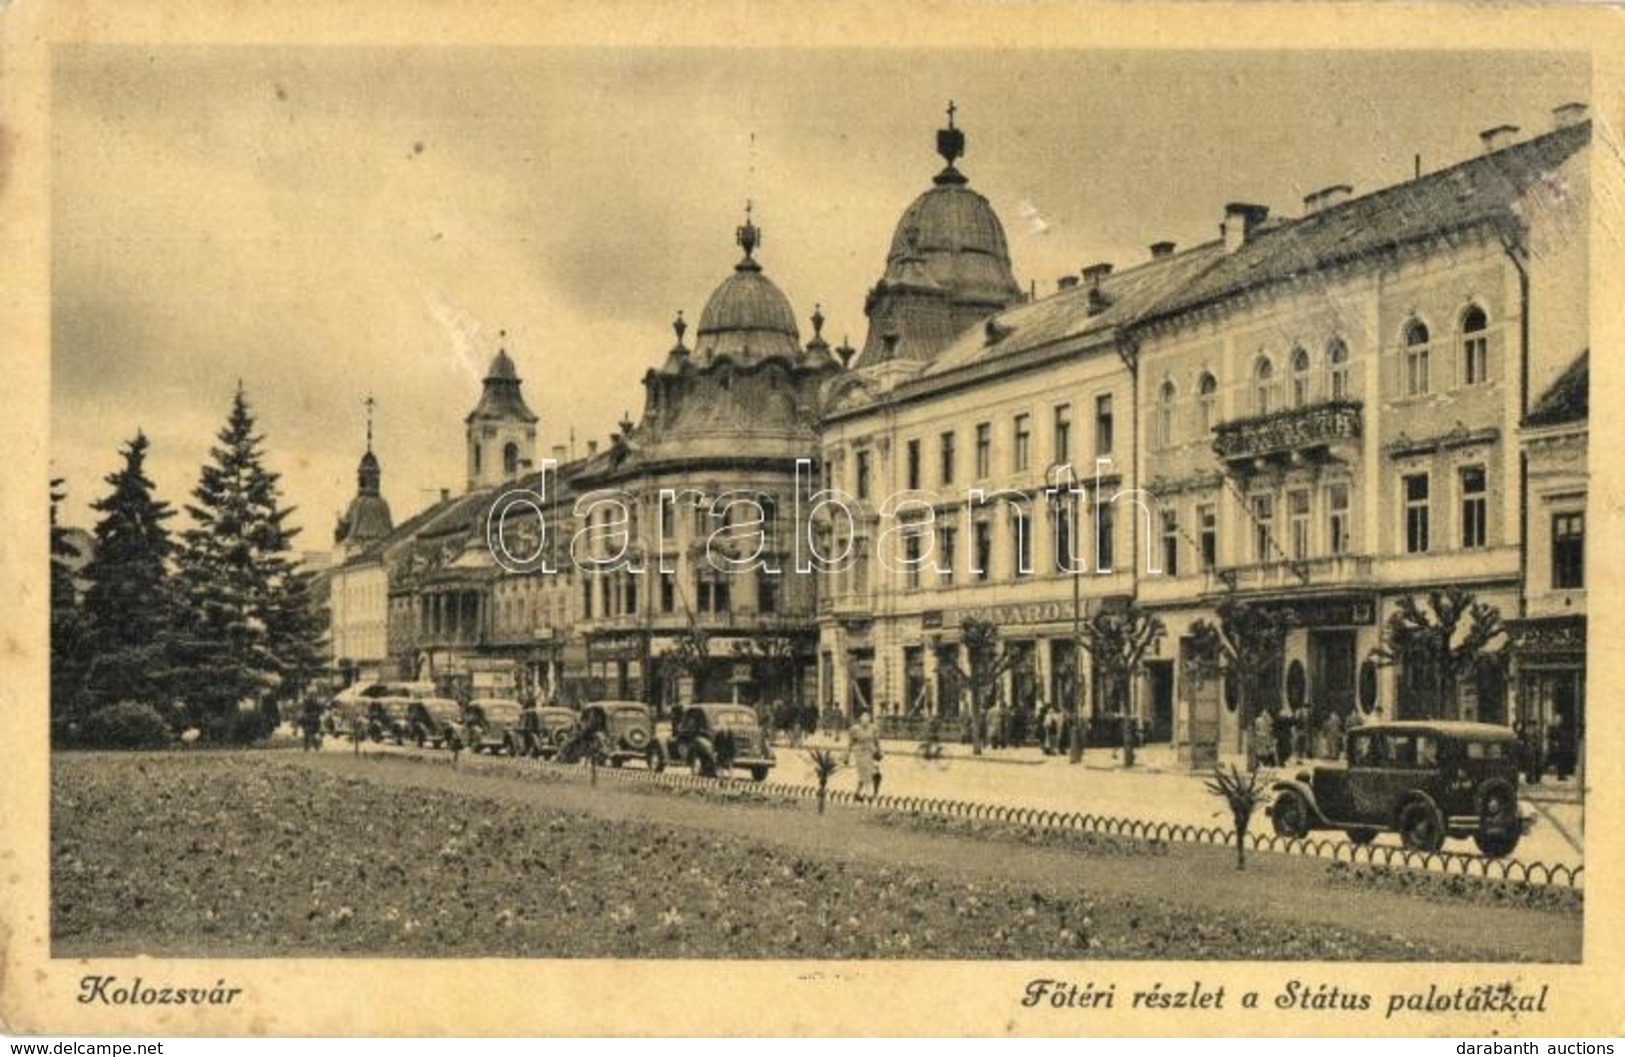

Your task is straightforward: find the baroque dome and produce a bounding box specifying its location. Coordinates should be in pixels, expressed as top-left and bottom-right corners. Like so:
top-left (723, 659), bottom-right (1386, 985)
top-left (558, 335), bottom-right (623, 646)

top-left (693, 210), bottom-right (802, 364)
top-left (859, 106), bottom-right (1024, 366)
top-left (884, 182), bottom-right (1022, 307)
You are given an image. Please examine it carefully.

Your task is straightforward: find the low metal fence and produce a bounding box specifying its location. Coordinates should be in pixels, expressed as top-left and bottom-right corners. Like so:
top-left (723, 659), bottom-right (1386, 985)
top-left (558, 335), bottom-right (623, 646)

top-left (374, 741), bottom-right (1584, 889)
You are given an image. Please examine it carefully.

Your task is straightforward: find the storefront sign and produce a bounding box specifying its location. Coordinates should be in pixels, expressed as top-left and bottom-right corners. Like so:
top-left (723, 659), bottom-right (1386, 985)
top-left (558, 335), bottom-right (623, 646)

top-left (1262, 595), bottom-right (1377, 627)
top-left (953, 600), bottom-right (1076, 628)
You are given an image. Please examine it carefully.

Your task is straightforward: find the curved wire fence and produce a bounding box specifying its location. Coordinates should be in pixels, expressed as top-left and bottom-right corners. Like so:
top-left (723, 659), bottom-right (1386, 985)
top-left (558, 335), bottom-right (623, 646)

top-left (378, 741), bottom-right (1583, 889)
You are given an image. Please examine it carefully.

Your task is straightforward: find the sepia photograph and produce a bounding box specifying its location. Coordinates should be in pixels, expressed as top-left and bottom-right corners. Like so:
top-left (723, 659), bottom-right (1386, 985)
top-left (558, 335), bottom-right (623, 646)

top-left (6, 0), bottom-right (1622, 1039)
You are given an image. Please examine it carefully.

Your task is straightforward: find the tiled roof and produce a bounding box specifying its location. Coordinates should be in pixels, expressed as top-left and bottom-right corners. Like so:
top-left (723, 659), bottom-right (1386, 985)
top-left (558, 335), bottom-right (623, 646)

top-left (917, 241), bottom-right (1225, 381)
top-left (1138, 121), bottom-right (1590, 325)
top-left (1526, 350), bottom-right (1588, 427)
top-left (906, 120), bottom-right (1589, 392)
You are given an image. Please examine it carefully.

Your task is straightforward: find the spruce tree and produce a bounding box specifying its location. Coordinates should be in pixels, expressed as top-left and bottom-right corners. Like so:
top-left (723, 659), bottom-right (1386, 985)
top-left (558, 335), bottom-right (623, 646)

top-left (79, 434), bottom-right (177, 714)
top-left (50, 477), bottom-right (92, 731)
top-left (173, 386), bottom-right (320, 740)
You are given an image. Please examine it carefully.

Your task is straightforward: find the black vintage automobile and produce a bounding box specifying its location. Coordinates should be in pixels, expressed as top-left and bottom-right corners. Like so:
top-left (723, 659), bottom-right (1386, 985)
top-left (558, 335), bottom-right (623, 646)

top-left (1267, 720), bottom-right (1530, 857)
top-left (561, 701), bottom-right (666, 770)
top-left (532, 706), bottom-right (582, 759)
top-left (462, 698), bottom-right (525, 755)
top-left (666, 703), bottom-right (775, 781)
top-left (404, 697), bottom-right (466, 749)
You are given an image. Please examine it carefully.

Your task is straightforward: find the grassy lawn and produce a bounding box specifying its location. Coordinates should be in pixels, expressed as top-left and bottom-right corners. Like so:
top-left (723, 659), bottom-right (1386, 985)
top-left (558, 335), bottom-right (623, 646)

top-left (50, 752), bottom-right (1579, 960)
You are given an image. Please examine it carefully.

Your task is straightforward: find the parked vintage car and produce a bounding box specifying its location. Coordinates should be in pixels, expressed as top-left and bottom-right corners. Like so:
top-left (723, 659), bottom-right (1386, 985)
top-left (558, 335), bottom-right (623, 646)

top-left (1267, 720), bottom-right (1530, 857)
top-left (562, 701), bottom-right (665, 769)
top-left (463, 698), bottom-right (525, 754)
top-left (404, 697), bottom-right (466, 749)
top-left (666, 703), bottom-right (775, 781)
top-left (532, 706), bottom-right (582, 759)
top-left (362, 698), bottom-right (412, 743)
top-left (325, 682), bottom-right (438, 740)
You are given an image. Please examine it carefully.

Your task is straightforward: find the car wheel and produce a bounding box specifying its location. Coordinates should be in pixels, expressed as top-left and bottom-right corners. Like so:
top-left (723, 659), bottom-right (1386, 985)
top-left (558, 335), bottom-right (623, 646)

top-left (1398, 800), bottom-right (1445, 853)
top-left (1473, 779), bottom-right (1520, 857)
top-left (1345, 828), bottom-right (1378, 846)
top-left (1270, 789), bottom-right (1312, 839)
top-left (750, 765), bottom-right (770, 782)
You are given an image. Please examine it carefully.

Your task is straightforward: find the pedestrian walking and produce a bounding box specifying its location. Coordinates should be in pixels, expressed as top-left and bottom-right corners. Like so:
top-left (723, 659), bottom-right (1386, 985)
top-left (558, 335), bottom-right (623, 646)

top-left (298, 695), bottom-right (324, 752)
top-left (846, 711), bottom-right (883, 801)
top-left (1325, 709), bottom-right (1345, 760)
top-left (1043, 705), bottom-right (1062, 755)
top-left (1253, 709), bottom-right (1276, 769)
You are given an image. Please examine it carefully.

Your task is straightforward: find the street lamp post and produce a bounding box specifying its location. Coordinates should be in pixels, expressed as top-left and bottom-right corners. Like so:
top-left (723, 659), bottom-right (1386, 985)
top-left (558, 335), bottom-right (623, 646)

top-left (1050, 463), bottom-right (1086, 765)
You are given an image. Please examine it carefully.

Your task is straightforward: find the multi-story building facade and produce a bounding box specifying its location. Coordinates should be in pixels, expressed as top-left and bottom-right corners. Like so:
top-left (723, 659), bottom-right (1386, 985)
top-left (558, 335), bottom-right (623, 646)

top-left (330, 104), bottom-right (1589, 757)
top-left (1509, 350), bottom-right (1588, 777)
top-left (565, 214), bottom-right (836, 708)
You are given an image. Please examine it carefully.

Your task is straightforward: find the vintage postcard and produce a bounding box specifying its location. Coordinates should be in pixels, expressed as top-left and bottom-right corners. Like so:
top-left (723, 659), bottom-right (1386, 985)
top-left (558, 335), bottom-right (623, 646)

top-left (3, 0), bottom-right (1622, 1038)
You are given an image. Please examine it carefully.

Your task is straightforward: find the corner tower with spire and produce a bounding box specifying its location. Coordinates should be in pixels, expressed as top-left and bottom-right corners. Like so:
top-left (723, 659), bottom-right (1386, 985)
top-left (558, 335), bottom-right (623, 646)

top-left (859, 103), bottom-right (1024, 367)
top-left (465, 331), bottom-right (539, 490)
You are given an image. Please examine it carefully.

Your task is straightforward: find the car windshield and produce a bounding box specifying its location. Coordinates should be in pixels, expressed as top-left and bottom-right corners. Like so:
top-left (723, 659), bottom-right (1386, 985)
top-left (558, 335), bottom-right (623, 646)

top-left (709, 708), bottom-right (758, 730)
top-left (611, 707), bottom-right (647, 721)
top-left (1466, 741), bottom-right (1508, 760)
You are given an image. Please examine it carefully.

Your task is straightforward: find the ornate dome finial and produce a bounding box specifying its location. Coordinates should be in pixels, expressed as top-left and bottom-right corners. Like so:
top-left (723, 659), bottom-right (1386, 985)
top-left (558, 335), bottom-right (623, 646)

top-left (735, 199), bottom-right (761, 270)
top-left (363, 392), bottom-right (376, 454)
top-left (835, 337), bottom-right (856, 369)
top-left (673, 309), bottom-right (688, 349)
top-left (619, 410), bottom-right (635, 436)
top-left (935, 101), bottom-right (968, 186)
top-left (811, 303), bottom-right (825, 340)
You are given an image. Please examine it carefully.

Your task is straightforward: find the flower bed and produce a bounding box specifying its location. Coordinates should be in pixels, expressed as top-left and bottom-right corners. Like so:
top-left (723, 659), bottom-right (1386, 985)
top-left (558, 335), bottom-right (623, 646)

top-left (52, 754), bottom-right (1529, 959)
top-left (1323, 861), bottom-right (1582, 914)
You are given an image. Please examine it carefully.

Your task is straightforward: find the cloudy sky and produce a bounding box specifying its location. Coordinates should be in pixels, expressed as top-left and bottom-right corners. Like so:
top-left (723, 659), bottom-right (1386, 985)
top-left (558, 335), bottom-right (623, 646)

top-left (51, 46), bottom-right (1587, 546)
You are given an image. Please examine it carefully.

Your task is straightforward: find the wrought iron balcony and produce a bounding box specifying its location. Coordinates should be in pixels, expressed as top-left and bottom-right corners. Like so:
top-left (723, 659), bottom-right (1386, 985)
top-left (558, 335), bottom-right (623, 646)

top-left (1203, 553), bottom-right (1374, 594)
top-left (1212, 400), bottom-right (1362, 469)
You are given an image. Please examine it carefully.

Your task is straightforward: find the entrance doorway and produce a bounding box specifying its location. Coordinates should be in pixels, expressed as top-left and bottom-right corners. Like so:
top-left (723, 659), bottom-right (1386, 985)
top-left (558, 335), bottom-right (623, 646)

top-left (1309, 629), bottom-right (1357, 725)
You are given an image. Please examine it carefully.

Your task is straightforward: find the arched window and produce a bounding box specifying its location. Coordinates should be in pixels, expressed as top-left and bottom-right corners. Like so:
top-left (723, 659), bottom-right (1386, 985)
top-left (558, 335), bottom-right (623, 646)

top-left (1404, 319), bottom-right (1430, 397)
top-left (1253, 356), bottom-right (1275, 415)
top-left (1461, 305), bottom-right (1489, 386)
top-left (1157, 380), bottom-right (1177, 448)
top-left (1327, 338), bottom-right (1351, 401)
top-left (503, 441), bottom-right (520, 476)
top-left (1198, 372), bottom-right (1218, 433)
top-left (1290, 346), bottom-right (1312, 407)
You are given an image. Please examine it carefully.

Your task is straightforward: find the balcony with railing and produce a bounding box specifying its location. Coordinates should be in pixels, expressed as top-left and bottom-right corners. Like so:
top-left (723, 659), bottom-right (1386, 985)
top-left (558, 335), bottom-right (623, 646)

top-left (1203, 553), bottom-right (1374, 595)
top-left (1212, 400), bottom-right (1362, 472)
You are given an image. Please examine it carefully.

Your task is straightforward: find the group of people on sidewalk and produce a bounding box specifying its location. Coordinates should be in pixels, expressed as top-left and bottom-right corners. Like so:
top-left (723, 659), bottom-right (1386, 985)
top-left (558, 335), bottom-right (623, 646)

top-left (1251, 705), bottom-right (1363, 769)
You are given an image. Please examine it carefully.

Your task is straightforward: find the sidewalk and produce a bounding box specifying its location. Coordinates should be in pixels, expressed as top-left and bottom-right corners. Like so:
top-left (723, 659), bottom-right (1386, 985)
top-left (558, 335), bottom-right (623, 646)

top-left (785, 732), bottom-right (1584, 803)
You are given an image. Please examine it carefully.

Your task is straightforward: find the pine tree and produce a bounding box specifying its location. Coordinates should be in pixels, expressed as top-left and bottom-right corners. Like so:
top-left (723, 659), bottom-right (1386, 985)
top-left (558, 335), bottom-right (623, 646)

top-left (79, 434), bottom-right (178, 714)
top-left (50, 477), bottom-right (92, 731)
top-left (173, 386), bottom-right (321, 740)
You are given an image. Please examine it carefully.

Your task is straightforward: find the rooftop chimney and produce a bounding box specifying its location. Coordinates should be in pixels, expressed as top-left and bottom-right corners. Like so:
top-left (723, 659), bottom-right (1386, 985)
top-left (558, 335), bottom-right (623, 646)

top-left (551, 444), bottom-right (567, 463)
top-left (1149, 241), bottom-right (1176, 260)
top-left (586, 440), bottom-right (599, 457)
top-left (1221, 203), bottom-right (1270, 253)
top-left (1082, 262), bottom-right (1113, 315)
top-left (1479, 124), bottom-right (1520, 153)
top-left (1303, 184), bottom-right (1354, 215)
top-left (1058, 275), bottom-right (1080, 291)
top-left (1552, 102), bottom-right (1588, 130)
top-left (440, 488), bottom-right (451, 502)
